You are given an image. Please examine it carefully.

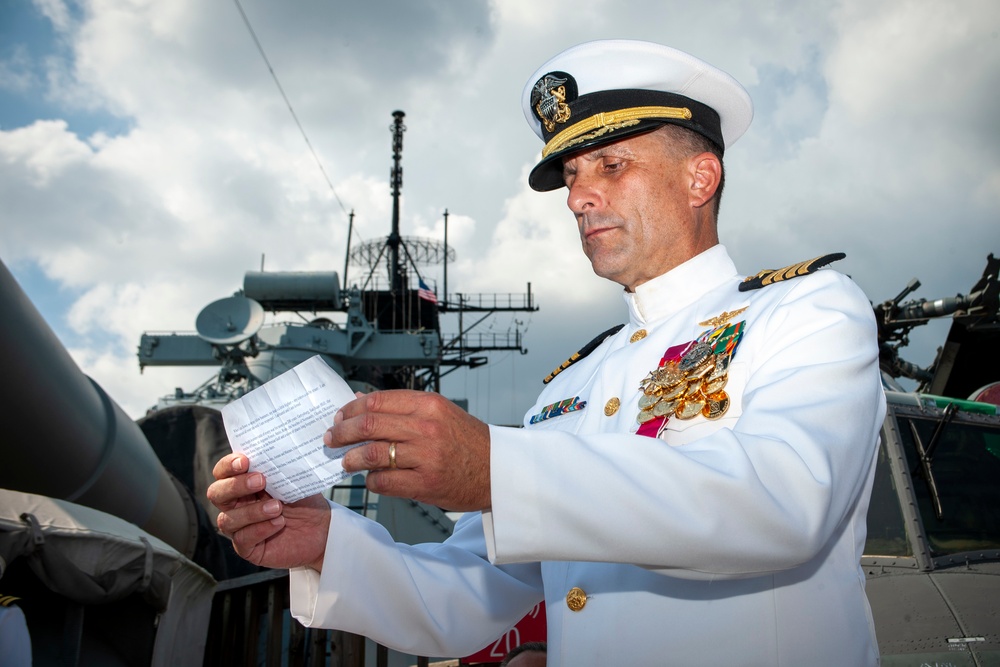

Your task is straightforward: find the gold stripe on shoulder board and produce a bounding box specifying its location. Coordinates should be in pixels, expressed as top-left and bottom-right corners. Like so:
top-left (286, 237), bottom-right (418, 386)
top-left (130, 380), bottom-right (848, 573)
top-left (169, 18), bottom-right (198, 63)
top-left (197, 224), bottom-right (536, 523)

top-left (739, 253), bottom-right (846, 292)
top-left (543, 323), bottom-right (625, 384)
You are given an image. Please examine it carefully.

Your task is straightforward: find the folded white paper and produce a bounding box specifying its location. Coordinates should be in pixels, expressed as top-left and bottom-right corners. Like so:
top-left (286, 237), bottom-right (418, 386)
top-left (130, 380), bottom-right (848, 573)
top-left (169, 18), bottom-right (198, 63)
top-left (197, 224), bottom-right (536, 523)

top-left (221, 355), bottom-right (362, 503)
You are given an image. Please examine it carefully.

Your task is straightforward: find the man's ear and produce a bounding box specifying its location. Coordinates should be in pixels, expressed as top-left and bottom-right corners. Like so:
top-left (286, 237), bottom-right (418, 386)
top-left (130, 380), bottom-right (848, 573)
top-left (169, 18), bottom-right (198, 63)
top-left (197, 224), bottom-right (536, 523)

top-left (688, 152), bottom-right (722, 208)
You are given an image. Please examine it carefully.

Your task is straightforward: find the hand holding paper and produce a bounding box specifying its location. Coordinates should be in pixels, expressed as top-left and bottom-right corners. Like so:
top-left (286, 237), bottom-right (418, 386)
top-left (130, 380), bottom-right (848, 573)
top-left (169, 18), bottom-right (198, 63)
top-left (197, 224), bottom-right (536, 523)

top-left (221, 355), bottom-right (363, 503)
top-left (327, 388), bottom-right (493, 511)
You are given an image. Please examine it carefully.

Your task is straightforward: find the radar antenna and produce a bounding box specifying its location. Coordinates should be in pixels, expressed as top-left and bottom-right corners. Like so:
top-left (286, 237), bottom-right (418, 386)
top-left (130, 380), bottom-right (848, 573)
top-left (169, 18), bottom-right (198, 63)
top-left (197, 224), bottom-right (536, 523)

top-left (195, 295), bottom-right (264, 345)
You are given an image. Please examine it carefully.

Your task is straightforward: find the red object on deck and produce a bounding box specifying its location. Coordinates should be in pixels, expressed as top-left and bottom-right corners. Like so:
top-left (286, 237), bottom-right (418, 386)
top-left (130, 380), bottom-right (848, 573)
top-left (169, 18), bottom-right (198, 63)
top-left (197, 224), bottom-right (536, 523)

top-left (463, 602), bottom-right (546, 664)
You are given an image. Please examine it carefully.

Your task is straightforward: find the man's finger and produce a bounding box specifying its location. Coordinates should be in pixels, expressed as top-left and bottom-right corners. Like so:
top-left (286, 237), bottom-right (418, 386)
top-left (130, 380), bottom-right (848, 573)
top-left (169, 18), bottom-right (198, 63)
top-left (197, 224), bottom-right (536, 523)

top-left (344, 439), bottom-right (412, 473)
top-left (334, 389), bottom-right (427, 422)
top-left (325, 409), bottom-right (422, 449)
top-left (207, 469), bottom-right (267, 509)
top-left (325, 390), bottom-right (458, 448)
top-left (216, 495), bottom-right (283, 537)
top-left (212, 452), bottom-right (248, 481)
top-left (230, 514), bottom-right (287, 557)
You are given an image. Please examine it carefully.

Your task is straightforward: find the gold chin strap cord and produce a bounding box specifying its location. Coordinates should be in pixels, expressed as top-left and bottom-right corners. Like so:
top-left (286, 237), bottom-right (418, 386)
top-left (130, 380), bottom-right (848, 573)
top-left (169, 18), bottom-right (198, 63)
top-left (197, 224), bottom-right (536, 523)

top-left (542, 106), bottom-right (692, 158)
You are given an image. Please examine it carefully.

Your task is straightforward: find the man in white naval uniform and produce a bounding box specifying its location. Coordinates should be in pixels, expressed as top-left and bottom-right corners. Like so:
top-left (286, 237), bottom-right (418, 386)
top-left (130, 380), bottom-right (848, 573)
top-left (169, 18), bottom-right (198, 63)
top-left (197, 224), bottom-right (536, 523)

top-left (209, 40), bottom-right (886, 665)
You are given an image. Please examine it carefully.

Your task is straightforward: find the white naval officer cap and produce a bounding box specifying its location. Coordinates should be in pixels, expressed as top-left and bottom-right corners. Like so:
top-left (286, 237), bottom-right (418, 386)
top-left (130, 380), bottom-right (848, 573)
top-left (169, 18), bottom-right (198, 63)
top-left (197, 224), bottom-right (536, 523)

top-left (522, 39), bottom-right (754, 192)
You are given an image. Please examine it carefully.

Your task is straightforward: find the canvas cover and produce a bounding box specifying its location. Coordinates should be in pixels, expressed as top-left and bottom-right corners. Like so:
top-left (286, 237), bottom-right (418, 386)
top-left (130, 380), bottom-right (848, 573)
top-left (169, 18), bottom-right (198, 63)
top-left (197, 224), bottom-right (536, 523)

top-left (0, 488), bottom-right (216, 666)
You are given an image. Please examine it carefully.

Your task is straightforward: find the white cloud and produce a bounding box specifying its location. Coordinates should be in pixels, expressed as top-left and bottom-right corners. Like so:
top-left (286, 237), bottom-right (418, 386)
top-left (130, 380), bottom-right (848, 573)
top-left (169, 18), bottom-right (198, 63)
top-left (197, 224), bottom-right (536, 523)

top-left (31, 0), bottom-right (72, 34)
top-left (0, 45), bottom-right (38, 94)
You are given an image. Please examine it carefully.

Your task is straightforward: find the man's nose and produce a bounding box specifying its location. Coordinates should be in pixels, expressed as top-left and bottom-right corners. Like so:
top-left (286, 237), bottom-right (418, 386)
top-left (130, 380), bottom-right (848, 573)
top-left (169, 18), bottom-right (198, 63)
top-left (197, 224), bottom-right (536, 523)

top-left (566, 173), bottom-right (605, 215)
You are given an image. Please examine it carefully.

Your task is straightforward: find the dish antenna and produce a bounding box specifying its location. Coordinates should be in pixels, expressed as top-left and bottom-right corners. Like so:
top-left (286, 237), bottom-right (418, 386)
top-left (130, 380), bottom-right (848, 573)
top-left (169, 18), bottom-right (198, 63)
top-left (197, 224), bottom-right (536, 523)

top-left (195, 295), bottom-right (265, 345)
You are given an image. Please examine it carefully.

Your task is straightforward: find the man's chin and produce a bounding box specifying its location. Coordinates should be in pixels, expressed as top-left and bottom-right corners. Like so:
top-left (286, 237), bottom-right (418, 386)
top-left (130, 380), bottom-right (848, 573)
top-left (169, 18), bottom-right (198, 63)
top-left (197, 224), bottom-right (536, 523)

top-left (587, 259), bottom-right (630, 287)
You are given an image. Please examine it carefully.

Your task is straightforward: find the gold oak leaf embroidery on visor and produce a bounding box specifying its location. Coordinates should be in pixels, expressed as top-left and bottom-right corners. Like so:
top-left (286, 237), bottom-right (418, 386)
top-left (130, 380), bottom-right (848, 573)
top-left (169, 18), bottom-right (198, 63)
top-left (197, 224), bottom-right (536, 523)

top-left (542, 106), bottom-right (693, 158)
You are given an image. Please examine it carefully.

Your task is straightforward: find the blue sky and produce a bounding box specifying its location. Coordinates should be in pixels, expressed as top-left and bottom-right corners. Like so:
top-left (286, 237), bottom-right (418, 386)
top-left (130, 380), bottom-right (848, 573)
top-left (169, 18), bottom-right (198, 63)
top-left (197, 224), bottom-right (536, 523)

top-left (1, 0), bottom-right (998, 420)
top-left (0, 1), bottom-right (125, 135)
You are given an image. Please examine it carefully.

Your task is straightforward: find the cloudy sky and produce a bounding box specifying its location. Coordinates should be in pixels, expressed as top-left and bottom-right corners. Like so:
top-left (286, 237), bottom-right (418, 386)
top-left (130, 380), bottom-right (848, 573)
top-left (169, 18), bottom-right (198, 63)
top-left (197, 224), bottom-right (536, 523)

top-left (2, 0), bottom-right (998, 424)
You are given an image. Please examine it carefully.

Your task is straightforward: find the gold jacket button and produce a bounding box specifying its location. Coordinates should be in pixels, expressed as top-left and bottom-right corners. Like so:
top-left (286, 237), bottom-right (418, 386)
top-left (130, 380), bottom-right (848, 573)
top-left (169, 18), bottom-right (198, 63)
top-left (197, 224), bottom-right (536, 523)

top-left (630, 328), bottom-right (647, 343)
top-left (604, 397), bottom-right (620, 416)
top-left (566, 586), bottom-right (587, 612)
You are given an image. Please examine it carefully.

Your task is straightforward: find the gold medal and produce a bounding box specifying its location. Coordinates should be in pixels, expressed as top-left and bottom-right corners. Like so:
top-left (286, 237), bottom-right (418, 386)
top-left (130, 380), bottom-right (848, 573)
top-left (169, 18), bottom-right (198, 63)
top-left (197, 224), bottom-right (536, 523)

top-left (675, 396), bottom-right (705, 420)
top-left (638, 393), bottom-right (659, 410)
top-left (642, 383), bottom-right (662, 397)
top-left (640, 361), bottom-right (684, 393)
top-left (659, 382), bottom-right (686, 401)
top-left (687, 358), bottom-right (715, 380)
top-left (686, 377), bottom-right (708, 396)
top-left (636, 409), bottom-right (657, 424)
top-left (657, 362), bottom-right (685, 386)
top-left (702, 391), bottom-right (730, 420)
top-left (702, 374), bottom-right (728, 395)
top-left (653, 398), bottom-right (677, 417)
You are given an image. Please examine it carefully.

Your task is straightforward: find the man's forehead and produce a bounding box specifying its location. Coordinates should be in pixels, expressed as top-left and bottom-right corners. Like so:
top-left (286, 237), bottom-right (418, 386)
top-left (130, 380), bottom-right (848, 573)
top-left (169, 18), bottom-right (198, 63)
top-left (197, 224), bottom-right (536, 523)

top-left (561, 132), bottom-right (650, 167)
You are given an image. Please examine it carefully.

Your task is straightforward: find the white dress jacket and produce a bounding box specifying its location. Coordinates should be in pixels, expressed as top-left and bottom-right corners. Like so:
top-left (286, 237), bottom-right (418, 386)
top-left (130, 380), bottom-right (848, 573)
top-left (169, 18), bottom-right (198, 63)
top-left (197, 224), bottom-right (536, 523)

top-left (290, 244), bottom-right (886, 666)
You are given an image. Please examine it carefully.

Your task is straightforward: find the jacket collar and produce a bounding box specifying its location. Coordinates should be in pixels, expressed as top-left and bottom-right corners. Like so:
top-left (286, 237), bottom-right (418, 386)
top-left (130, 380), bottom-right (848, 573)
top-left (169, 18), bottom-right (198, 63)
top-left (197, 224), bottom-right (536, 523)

top-left (623, 244), bottom-right (739, 325)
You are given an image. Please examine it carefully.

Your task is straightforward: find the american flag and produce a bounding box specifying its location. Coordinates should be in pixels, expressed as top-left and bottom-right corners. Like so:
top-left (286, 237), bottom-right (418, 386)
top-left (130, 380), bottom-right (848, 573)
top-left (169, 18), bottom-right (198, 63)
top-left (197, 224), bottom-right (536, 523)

top-left (417, 278), bottom-right (438, 304)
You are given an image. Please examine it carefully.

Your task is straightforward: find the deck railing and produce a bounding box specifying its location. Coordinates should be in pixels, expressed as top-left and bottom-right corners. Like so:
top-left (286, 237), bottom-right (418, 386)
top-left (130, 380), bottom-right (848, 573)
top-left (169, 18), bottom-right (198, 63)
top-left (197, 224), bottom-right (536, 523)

top-left (204, 568), bottom-right (438, 667)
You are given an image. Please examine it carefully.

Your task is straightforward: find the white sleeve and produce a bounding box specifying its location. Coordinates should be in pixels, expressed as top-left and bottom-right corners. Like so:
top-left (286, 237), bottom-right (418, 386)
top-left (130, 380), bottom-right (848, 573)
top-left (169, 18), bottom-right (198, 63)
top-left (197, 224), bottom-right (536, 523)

top-left (486, 272), bottom-right (885, 578)
top-left (290, 504), bottom-right (543, 657)
top-left (0, 606), bottom-right (32, 667)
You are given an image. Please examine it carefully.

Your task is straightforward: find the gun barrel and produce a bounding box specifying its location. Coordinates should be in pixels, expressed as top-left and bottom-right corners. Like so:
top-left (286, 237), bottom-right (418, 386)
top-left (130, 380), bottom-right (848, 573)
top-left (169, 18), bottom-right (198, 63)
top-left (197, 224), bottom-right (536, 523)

top-left (897, 295), bottom-right (969, 321)
top-left (0, 258), bottom-right (197, 557)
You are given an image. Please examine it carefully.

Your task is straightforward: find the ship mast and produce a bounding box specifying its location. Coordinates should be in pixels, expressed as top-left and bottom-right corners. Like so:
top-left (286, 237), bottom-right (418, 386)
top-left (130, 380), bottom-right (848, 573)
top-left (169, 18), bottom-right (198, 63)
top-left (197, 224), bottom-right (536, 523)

top-left (389, 110), bottom-right (405, 294)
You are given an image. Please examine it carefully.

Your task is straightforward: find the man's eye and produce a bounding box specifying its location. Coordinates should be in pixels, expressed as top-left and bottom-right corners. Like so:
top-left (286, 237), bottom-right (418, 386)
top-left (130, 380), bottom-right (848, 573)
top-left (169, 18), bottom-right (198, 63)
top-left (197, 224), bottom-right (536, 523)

top-left (603, 160), bottom-right (624, 171)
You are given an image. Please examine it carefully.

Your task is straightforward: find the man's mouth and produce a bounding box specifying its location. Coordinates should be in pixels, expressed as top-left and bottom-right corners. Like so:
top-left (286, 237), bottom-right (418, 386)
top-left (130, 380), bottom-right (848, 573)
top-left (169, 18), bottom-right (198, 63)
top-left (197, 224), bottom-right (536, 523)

top-left (584, 225), bottom-right (616, 240)
top-left (579, 214), bottom-right (615, 237)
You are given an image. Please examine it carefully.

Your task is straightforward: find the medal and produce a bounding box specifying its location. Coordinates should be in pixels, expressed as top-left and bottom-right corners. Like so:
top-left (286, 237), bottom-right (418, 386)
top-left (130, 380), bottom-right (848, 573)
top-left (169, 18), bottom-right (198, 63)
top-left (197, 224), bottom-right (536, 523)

top-left (702, 391), bottom-right (730, 420)
top-left (639, 361), bottom-right (685, 394)
top-left (678, 342), bottom-right (712, 371)
top-left (638, 393), bottom-right (659, 410)
top-left (637, 409), bottom-right (657, 424)
top-left (653, 398), bottom-right (677, 418)
top-left (674, 396), bottom-right (706, 420)
top-left (702, 374), bottom-right (727, 395)
top-left (660, 382), bottom-right (687, 401)
top-left (687, 358), bottom-right (716, 380)
top-left (634, 307), bottom-right (747, 435)
top-left (707, 354), bottom-right (730, 380)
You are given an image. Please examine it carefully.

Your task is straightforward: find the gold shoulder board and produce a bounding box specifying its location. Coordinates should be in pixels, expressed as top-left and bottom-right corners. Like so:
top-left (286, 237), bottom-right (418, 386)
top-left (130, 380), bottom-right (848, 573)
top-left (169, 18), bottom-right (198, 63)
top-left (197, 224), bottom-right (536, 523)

top-left (543, 323), bottom-right (625, 384)
top-left (739, 252), bottom-right (846, 292)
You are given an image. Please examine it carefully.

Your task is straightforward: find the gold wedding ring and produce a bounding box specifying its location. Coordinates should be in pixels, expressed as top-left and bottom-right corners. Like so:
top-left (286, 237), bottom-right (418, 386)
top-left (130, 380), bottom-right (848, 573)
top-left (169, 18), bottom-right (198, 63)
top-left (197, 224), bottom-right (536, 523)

top-left (388, 442), bottom-right (397, 469)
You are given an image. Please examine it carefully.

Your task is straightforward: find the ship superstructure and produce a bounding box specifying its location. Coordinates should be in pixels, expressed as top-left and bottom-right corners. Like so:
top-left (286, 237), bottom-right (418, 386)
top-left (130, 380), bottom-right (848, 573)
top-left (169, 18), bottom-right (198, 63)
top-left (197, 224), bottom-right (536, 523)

top-left (137, 110), bottom-right (536, 409)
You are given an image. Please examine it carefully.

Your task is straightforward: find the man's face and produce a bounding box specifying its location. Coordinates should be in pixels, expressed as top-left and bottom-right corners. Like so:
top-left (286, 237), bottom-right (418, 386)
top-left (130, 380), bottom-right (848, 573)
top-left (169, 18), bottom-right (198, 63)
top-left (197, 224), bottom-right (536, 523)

top-left (561, 130), bottom-right (703, 291)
